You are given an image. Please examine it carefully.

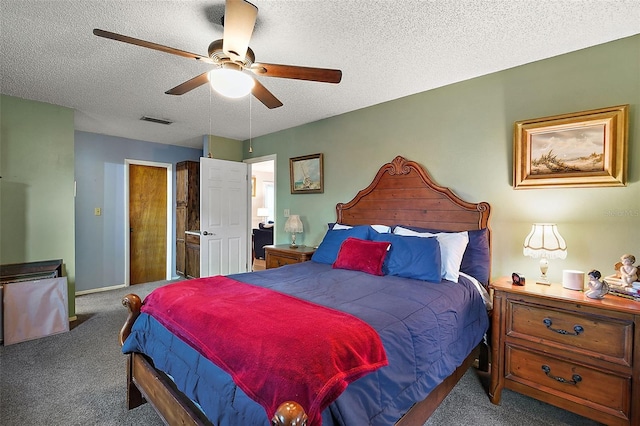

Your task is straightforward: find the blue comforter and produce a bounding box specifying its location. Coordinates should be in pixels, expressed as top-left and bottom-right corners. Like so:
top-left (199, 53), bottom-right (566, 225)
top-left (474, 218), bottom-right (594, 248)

top-left (123, 261), bottom-right (489, 425)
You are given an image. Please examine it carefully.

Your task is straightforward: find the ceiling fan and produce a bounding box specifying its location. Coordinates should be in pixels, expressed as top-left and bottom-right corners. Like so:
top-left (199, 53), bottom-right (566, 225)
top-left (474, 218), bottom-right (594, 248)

top-left (93, 0), bottom-right (342, 109)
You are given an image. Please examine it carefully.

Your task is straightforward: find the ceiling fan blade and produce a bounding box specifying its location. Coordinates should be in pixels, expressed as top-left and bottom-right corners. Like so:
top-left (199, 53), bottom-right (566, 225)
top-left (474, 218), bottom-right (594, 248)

top-left (93, 29), bottom-right (214, 64)
top-left (222, 0), bottom-right (258, 63)
top-left (165, 72), bottom-right (210, 95)
top-left (250, 63), bottom-right (342, 84)
top-left (252, 80), bottom-right (283, 109)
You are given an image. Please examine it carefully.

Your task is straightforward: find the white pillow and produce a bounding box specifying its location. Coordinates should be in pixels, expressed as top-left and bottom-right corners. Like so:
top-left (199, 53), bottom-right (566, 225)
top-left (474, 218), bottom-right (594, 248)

top-left (332, 223), bottom-right (352, 230)
top-left (459, 272), bottom-right (492, 310)
top-left (393, 226), bottom-right (469, 282)
top-left (332, 223), bottom-right (391, 233)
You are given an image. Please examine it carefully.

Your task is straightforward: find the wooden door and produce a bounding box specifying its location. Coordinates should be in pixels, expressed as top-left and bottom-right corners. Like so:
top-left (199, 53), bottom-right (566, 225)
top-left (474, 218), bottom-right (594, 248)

top-left (129, 164), bottom-right (167, 285)
top-left (200, 158), bottom-right (248, 277)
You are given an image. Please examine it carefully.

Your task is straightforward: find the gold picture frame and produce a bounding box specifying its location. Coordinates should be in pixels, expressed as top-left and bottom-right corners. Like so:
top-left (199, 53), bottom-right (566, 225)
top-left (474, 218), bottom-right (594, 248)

top-left (513, 105), bottom-right (628, 189)
top-left (290, 153), bottom-right (324, 194)
top-left (251, 176), bottom-right (256, 197)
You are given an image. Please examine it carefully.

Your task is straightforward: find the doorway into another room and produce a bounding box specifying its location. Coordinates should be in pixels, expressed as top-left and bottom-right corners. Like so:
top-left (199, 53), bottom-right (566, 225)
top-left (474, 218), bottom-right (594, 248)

top-left (246, 156), bottom-right (276, 271)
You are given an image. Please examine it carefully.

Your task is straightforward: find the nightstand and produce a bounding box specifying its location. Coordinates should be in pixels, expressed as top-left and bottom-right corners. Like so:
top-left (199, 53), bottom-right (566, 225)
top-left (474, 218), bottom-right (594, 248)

top-left (264, 244), bottom-right (316, 269)
top-left (489, 277), bottom-right (640, 425)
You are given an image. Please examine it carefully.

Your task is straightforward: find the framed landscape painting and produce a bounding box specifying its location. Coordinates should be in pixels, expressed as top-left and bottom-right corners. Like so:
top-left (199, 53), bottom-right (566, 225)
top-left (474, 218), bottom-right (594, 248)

top-left (513, 105), bottom-right (628, 189)
top-left (290, 153), bottom-right (324, 194)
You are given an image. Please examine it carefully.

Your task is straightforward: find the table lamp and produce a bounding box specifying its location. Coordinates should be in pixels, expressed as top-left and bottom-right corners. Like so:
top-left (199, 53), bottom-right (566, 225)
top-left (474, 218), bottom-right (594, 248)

top-left (523, 223), bottom-right (567, 285)
top-left (284, 215), bottom-right (303, 248)
top-left (257, 207), bottom-right (269, 223)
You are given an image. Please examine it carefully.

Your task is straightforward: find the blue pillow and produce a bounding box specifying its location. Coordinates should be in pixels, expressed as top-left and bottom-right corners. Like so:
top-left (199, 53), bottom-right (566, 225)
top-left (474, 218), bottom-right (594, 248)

top-left (311, 226), bottom-right (372, 264)
top-left (392, 225), bottom-right (490, 284)
top-left (372, 233), bottom-right (442, 282)
top-left (459, 228), bottom-right (490, 284)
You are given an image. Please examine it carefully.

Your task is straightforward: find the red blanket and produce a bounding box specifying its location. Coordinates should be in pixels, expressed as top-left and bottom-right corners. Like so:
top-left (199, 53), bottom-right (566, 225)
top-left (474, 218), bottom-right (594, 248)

top-left (140, 276), bottom-right (388, 425)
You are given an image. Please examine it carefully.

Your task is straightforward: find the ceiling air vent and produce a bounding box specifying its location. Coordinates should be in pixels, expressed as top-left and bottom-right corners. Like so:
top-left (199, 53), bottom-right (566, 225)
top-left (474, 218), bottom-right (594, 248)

top-left (140, 116), bottom-right (173, 125)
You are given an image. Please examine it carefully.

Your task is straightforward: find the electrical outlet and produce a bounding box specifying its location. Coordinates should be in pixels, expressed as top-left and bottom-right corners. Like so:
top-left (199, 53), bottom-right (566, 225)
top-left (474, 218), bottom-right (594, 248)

top-left (284, 209), bottom-right (290, 217)
top-left (94, 207), bottom-right (101, 216)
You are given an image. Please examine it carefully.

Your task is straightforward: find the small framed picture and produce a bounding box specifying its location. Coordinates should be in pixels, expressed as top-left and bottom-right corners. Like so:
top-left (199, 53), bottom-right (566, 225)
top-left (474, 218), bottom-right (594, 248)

top-left (289, 153), bottom-right (324, 194)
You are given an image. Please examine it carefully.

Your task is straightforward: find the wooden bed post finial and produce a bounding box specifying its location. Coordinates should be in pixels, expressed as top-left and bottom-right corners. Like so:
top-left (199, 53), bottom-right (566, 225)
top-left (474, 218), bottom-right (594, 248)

top-left (119, 294), bottom-right (142, 347)
top-left (272, 401), bottom-right (308, 426)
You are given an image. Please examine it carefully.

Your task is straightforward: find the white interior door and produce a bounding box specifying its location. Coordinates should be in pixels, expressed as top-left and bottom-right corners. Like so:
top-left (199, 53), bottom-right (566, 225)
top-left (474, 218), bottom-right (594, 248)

top-left (200, 158), bottom-right (249, 277)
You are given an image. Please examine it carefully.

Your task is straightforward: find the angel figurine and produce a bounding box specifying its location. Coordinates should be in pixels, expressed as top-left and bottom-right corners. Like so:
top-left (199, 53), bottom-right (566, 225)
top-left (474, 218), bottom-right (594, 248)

top-left (619, 254), bottom-right (638, 286)
top-left (586, 270), bottom-right (609, 299)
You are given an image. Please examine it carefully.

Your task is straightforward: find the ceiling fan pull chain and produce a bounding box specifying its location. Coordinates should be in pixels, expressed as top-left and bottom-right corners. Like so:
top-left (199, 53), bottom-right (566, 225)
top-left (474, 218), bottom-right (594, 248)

top-left (249, 95), bottom-right (253, 153)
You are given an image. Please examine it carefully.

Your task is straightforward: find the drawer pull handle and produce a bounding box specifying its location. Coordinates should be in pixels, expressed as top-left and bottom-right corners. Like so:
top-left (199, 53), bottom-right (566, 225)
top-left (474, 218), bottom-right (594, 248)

top-left (541, 365), bottom-right (582, 385)
top-left (542, 318), bottom-right (584, 336)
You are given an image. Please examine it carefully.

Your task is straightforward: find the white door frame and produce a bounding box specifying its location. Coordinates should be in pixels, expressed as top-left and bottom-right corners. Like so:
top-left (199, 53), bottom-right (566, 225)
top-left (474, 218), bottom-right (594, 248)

top-left (244, 154), bottom-right (277, 264)
top-left (124, 159), bottom-right (173, 286)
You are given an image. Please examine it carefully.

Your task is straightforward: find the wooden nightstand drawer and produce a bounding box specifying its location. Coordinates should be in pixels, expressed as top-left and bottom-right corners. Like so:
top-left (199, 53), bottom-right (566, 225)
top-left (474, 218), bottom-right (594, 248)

top-left (264, 245), bottom-right (316, 269)
top-left (507, 300), bottom-right (633, 366)
top-left (506, 345), bottom-right (632, 418)
top-left (266, 253), bottom-right (300, 269)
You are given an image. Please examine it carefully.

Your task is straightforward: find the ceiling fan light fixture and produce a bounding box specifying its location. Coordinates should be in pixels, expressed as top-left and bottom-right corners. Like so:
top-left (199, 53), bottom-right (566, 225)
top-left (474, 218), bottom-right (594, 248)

top-left (208, 66), bottom-right (255, 98)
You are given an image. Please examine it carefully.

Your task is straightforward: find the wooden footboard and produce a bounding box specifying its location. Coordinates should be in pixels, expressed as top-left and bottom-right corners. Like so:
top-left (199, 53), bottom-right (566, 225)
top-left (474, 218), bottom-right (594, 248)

top-left (119, 294), bottom-right (308, 426)
top-left (128, 352), bottom-right (213, 425)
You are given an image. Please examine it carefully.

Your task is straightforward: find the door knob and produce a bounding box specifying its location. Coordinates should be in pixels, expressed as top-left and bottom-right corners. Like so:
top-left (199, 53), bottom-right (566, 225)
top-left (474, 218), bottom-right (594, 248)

top-left (203, 231), bottom-right (212, 236)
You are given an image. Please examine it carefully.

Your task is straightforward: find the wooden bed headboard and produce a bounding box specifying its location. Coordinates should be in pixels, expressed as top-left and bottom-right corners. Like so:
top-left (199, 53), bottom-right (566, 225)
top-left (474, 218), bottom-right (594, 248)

top-left (336, 156), bottom-right (490, 232)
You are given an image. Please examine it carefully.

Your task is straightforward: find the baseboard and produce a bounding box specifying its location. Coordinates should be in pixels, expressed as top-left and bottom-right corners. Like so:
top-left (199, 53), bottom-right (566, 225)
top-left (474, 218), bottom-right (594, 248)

top-left (75, 283), bottom-right (126, 296)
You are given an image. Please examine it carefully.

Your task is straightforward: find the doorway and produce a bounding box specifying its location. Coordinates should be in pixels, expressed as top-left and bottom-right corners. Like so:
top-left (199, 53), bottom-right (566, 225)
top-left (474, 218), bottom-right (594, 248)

top-left (125, 160), bottom-right (173, 285)
top-left (245, 155), bottom-right (276, 271)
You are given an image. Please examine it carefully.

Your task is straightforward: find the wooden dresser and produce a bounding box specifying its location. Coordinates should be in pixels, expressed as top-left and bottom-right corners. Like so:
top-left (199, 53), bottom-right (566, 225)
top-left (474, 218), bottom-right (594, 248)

top-left (264, 245), bottom-right (316, 269)
top-left (490, 277), bottom-right (640, 425)
top-left (184, 232), bottom-right (200, 278)
top-left (176, 161), bottom-right (199, 277)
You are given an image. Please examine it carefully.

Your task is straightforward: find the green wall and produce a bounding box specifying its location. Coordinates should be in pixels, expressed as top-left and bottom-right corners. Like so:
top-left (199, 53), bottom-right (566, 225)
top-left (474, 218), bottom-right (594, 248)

top-left (1, 95), bottom-right (76, 317)
top-left (245, 34), bottom-right (639, 284)
top-left (205, 134), bottom-right (244, 161)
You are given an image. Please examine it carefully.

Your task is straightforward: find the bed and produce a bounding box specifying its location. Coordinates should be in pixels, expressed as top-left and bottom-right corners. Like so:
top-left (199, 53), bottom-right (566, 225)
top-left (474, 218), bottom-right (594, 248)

top-left (119, 155), bottom-right (492, 425)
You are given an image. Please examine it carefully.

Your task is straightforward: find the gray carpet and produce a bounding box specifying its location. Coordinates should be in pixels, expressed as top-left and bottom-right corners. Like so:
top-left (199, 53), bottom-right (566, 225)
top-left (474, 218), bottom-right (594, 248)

top-left (1, 280), bottom-right (601, 426)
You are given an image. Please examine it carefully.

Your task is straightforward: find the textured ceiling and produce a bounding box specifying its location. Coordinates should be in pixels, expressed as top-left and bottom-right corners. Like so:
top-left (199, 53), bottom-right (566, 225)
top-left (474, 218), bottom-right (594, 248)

top-left (2, 1), bottom-right (639, 149)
